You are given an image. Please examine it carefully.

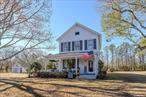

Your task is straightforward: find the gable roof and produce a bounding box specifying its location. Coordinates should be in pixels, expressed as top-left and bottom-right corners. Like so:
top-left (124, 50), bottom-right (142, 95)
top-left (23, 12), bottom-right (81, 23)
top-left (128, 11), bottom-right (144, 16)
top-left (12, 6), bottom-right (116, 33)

top-left (57, 22), bottom-right (101, 41)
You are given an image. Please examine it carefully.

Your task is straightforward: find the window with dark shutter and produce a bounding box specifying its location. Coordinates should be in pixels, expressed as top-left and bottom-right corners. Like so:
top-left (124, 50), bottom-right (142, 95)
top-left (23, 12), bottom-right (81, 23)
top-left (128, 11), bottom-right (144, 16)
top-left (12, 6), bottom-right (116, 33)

top-left (72, 41), bottom-right (74, 51)
top-left (74, 41), bottom-right (81, 51)
top-left (62, 42), bottom-right (68, 52)
top-left (85, 40), bottom-right (87, 50)
top-left (93, 39), bottom-right (96, 49)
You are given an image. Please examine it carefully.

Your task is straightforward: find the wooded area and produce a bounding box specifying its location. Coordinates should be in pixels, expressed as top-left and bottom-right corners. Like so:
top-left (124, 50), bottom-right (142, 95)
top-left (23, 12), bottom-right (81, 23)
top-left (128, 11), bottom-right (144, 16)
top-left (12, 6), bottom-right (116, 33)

top-left (101, 42), bottom-right (146, 71)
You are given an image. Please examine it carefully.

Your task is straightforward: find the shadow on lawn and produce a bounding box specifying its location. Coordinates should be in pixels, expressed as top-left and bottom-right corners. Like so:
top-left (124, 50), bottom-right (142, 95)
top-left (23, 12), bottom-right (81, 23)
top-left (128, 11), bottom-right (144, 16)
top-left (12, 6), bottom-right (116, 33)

top-left (48, 83), bottom-right (134, 97)
top-left (0, 78), bottom-right (135, 97)
top-left (0, 71), bottom-right (146, 97)
top-left (106, 72), bottom-right (146, 83)
top-left (0, 78), bottom-right (45, 97)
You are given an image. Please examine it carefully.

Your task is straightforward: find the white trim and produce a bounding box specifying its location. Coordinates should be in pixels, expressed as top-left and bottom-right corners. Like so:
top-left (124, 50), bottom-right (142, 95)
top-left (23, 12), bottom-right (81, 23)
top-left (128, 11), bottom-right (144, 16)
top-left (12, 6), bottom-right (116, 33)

top-left (48, 52), bottom-right (85, 59)
top-left (59, 49), bottom-right (98, 54)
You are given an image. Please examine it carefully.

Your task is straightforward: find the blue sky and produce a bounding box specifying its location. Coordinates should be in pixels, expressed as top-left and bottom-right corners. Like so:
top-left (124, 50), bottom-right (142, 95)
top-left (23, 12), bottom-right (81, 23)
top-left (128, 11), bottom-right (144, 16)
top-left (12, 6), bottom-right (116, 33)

top-left (50, 0), bottom-right (125, 54)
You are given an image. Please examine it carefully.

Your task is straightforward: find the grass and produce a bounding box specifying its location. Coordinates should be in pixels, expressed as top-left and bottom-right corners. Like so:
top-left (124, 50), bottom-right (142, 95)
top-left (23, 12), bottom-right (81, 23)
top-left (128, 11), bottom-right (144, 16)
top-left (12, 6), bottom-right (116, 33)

top-left (0, 71), bottom-right (146, 97)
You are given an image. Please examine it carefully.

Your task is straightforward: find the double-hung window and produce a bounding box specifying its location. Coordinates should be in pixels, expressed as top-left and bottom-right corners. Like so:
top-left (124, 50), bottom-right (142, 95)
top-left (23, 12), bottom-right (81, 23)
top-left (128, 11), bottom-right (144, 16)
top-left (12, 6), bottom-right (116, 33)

top-left (85, 39), bottom-right (96, 50)
top-left (63, 42), bottom-right (69, 52)
top-left (87, 40), bottom-right (94, 50)
top-left (74, 41), bottom-right (81, 51)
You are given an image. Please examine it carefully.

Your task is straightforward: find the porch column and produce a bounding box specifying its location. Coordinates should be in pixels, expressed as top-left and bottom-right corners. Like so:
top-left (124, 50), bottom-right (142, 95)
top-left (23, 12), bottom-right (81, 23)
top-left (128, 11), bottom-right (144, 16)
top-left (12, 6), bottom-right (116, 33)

top-left (58, 59), bottom-right (62, 72)
top-left (75, 57), bottom-right (78, 74)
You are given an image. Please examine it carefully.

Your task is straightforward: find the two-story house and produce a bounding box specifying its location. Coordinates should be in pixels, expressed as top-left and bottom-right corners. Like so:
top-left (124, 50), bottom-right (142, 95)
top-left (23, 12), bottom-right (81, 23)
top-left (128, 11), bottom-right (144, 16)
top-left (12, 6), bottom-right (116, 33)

top-left (48, 23), bottom-right (101, 79)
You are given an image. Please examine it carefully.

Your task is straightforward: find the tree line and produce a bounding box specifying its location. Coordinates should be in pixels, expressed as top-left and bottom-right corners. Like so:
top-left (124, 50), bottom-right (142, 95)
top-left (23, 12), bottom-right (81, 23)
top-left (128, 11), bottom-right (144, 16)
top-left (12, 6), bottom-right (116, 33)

top-left (101, 42), bottom-right (146, 71)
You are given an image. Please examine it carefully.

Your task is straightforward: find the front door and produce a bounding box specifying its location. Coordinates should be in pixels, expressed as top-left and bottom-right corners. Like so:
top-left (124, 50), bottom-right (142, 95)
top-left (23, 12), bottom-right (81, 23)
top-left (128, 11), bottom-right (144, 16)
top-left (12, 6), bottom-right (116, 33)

top-left (87, 60), bottom-right (94, 73)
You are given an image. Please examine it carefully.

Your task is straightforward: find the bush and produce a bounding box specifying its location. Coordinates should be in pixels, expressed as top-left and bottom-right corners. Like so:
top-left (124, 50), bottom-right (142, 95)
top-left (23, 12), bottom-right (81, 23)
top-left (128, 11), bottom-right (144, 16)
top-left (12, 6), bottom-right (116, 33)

top-left (47, 63), bottom-right (53, 69)
top-left (98, 71), bottom-right (107, 79)
top-left (98, 60), bottom-right (107, 79)
top-left (30, 62), bottom-right (42, 73)
top-left (28, 62), bottom-right (42, 77)
top-left (37, 71), bottom-right (67, 78)
top-left (98, 60), bottom-right (104, 71)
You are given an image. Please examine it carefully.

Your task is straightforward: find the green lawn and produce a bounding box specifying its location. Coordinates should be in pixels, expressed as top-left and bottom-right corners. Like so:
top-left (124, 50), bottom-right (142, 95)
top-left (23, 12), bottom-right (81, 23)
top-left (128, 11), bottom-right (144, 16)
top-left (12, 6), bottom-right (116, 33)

top-left (0, 71), bottom-right (146, 97)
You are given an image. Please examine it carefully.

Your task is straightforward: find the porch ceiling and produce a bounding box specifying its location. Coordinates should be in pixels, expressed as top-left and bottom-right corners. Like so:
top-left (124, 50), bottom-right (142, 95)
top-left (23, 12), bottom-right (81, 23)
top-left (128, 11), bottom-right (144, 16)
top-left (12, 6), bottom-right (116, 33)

top-left (48, 52), bottom-right (84, 59)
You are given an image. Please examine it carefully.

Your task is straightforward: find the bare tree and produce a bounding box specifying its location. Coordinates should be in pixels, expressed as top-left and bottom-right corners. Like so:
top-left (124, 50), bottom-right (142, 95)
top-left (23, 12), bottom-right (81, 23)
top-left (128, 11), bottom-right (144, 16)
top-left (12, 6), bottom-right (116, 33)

top-left (0, 48), bottom-right (13, 72)
top-left (0, 0), bottom-right (53, 61)
top-left (13, 49), bottom-right (48, 72)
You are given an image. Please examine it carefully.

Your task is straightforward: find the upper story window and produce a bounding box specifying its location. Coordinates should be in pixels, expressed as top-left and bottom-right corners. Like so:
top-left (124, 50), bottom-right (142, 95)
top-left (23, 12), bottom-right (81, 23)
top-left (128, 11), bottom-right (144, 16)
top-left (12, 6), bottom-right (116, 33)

top-left (74, 41), bottom-right (80, 51)
top-left (75, 32), bottom-right (80, 35)
top-left (87, 40), bottom-right (94, 50)
top-left (61, 42), bottom-right (70, 52)
top-left (63, 42), bottom-right (68, 52)
top-left (85, 39), bottom-right (96, 50)
top-left (72, 40), bottom-right (82, 51)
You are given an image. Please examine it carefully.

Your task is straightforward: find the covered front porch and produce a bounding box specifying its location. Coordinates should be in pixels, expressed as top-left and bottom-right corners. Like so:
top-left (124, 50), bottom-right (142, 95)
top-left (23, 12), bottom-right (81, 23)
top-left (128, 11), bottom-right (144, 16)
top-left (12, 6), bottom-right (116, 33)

top-left (48, 52), bottom-right (98, 79)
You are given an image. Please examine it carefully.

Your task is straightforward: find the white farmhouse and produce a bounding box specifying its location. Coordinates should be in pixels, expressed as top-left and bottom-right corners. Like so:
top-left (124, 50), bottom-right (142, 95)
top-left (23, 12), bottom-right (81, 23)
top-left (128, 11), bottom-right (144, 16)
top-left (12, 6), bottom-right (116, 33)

top-left (48, 23), bottom-right (101, 79)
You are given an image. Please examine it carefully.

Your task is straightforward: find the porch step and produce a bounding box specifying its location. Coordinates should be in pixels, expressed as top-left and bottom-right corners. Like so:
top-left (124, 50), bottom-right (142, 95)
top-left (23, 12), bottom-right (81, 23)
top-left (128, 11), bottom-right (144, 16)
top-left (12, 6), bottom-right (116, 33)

top-left (78, 74), bottom-right (97, 80)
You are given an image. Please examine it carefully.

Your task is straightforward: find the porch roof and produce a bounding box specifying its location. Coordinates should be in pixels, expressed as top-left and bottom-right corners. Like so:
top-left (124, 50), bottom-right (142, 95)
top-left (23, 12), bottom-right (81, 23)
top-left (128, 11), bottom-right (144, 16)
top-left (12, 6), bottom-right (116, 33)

top-left (48, 52), bottom-right (85, 60)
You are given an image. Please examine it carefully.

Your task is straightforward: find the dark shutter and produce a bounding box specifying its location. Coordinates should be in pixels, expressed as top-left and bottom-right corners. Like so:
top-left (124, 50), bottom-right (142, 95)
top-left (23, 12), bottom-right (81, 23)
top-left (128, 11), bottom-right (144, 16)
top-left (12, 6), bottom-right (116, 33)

top-left (72, 59), bottom-right (75, 68)
top-left (85, 40), bottom-right (87, 50)
top-left (80, 40), bottom-right (82, 50)
top-left (93, 39), bottom-right (96, 49)
top-left (77, 58), bottom-right (79, 68)
top-left (61, 43), bottom-right (63, 52)
top-left (68, 42), bottom-right (70, 51)
top-left (72, 41), bottom-right (74, 51)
